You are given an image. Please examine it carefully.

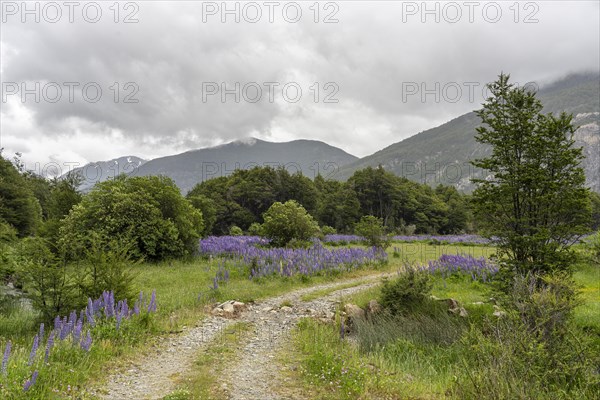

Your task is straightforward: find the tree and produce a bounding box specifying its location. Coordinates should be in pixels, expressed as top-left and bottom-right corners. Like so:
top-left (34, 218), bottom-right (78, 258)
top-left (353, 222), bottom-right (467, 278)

top-left (262, 200), bottom-right (320, 247)
top-left (60, 175), bottom-right (203, 261)
top-left (589, 191), bottom-right (600, 231)
top-left (471, 73), bottom-right (591, 278)
top-left (354, 215), bottom-right (390, 248)
top-left (0, 153), bottom-right (42, 236)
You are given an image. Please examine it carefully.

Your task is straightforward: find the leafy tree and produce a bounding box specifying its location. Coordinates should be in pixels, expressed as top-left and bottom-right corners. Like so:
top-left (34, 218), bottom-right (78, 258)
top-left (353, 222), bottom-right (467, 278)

top-left (354, 215), bottom-right (390, 248)
top-left (187, 194), bottom-right (217, 236)
top-left (16, 237), bottom-right (76, 320)
top-left (262, 200), bottom-right (320, 247)
top-left (315, 177), bottom-right (360, 232)
top-left (60, 175), bottom-right (203, 261)
top-left (471, 74), bottom-right (591, 278)
top-left (0, 153), bottom-right (42, 236)
top-left (589, 191), bottom-right (600, 231)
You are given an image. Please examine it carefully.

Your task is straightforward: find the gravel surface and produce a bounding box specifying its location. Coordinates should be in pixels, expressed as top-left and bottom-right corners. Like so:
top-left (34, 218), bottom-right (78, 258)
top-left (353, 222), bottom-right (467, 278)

top-left (99, 273), bottom-right (390, 399)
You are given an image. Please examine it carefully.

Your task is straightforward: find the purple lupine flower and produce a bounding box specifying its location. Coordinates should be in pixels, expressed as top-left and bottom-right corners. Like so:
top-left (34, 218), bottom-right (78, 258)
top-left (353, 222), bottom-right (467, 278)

top-left (86, 298), bottom-right (95, 327)
top-left (23, 370), bottom-right (38, 392)
top-left (28, 335), bottom-right (39, 366)
top-left (54, 316), bottom-right (62, 332)
top-left (72, 319), bottom-right (83, 346)
top-left (38, 323), bottom-right (45, 341)
top-left (2, 341), bottom-right (11, 374)
top-left (44, 332), bottom-right (55, 363)
top-left (80, 331), bottom-right (92, 352)
top-left (59, 317), bottom-right (73, 341)
top-left (147, 290), bottom-right (157, 313)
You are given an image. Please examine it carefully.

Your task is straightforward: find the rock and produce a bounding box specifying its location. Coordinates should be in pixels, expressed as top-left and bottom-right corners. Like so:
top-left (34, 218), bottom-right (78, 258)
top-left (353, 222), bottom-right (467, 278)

top-left (446, 298), bottom-right (460, 309)
top-left (211, 307), bottom-right (224, 316)
top-left (280, 306), bottom-right (293, 313)
top-left (492, 305), bottom-right (506, 317)
top-left (323, 310), bottom-right (335, 320)
top-left (344, 304), bottom-right (365, 320)
top-left (222, 302), bottom-right (235, 314)
top-left (232, 301), bottom-right (246, 312)
top-left (367, 299), bottom-right (381, 316)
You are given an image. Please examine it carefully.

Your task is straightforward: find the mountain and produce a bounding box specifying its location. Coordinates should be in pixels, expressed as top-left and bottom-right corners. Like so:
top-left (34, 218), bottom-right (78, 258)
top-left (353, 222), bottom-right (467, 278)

top-left (66, 156), bottom-right (146, 192)
top-left (133, 138), bottom-right (358, 194)
top-left (337, 72), bottom-right (600, 192)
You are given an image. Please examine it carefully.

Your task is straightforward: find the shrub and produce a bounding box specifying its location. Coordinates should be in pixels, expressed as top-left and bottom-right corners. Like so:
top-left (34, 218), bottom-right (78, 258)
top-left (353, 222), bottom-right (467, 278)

top-left (262, 200), bottom-right (320, 247)
top-left (229, 225), bottom-right (243, 236)
top-left (379, 266), bottom-right (433, 315)
top-left (454, 273), bottom-right (597, 399)
top-left (75, 236), bottom-right (137, 306)
top-left (321, 225), bottom-right (336, 236)
top-left (16, 237), bottom-right (76, 320)
top-left (247, 222), bottom-right (263, 236)
top-left (354, 215), bottom-right (390, 249)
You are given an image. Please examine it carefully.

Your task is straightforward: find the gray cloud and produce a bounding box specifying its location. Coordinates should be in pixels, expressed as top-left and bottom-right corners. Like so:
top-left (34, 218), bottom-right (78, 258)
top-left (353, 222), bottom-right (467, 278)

top-left (1, 1), bottom-right (598, 170)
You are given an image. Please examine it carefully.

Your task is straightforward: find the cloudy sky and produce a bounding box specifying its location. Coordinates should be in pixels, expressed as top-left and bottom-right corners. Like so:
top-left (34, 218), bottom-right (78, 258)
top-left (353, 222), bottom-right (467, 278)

top-left (1, 1), bottom-right (598, 174)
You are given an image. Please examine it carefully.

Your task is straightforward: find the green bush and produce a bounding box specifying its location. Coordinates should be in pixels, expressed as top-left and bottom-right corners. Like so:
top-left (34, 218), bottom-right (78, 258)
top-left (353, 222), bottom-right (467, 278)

top-left (354, 215), bottom-right (390, 249)
top-left (247, 222), bottom-right (263, 236)
top-left (16, 237), bottom-right (76, 320)
top-left (379, 267), bottom-right (433, 315)
top-left (75, 236), bottom-right (138, 305)
top-left (321, 225), bottom-right (336, 235)
top-left (229, 225), bottom-right (243, 236)
top-left (262, 200), bottom-right (320, 247)
top-left (455, 273), bottom-right (597, 399)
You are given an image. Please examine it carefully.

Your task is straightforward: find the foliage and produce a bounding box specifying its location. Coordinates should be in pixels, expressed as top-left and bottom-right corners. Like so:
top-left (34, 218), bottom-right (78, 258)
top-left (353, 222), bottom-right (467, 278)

top-left (247, 222), bottom-right (263, 236)
top-left (15, 237), bottom-right (76, 320)
top-left (261, 200), bottom-right (320, 247)
top-left (0, 154), bottom-right (42, 236)
top-left (59, 175), bottom-right (203, 261)
top-left (471, 73), bottom-right (591, 279)
top-left (228, 225), bottom-right (243, 236)
top-left (455, 273), bottom-right (597, 399)
top-left (75, 236), bottom-right (138, 305)
top-left (321, 225), bottom-right (336, 236)
top-left (187, 194), bottom-right (217, 236)
top-left (590, 191), bottom-right (600, 231)
top-left (354, 215), bottom-right (390, 248)
top-left (379, 267), bottom-right (433, 315)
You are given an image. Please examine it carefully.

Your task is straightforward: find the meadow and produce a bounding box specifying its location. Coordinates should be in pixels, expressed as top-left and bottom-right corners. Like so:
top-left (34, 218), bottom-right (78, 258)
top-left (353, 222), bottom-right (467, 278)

top-left (0, 235), bottom-right (597, 399)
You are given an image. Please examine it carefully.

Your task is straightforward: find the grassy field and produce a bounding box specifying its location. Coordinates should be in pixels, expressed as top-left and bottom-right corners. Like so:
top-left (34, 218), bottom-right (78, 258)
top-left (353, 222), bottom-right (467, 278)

top-left (1, 240), bottom-right (596, 399)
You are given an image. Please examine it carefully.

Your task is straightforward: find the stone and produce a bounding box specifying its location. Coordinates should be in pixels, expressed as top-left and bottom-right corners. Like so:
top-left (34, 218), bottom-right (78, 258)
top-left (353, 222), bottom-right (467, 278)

top-left (344, 304), bottom-right (365, 320)
top-left (222, 302), bottom-right (235, 314)
top-left (280, 306), bottom-right (293, 313)
top-left (367, 299), bottom-right (381, 316)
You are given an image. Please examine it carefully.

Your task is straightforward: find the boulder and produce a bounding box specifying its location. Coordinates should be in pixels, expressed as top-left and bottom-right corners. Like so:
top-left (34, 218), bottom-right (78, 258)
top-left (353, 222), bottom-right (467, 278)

top-left (367, 299), bottom-right (381, 316)
top-left (344, 304), bottom-right (365, 320)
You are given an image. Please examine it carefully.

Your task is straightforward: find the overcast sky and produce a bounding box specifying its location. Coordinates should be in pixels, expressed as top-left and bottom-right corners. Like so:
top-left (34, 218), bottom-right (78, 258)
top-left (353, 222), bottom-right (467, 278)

top-left (1, 0), bottom-right (598, 174)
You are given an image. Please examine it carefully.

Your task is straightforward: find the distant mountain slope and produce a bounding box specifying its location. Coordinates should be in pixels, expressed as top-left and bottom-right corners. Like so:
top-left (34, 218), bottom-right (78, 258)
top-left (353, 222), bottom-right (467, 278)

top-left (134, 138), bottom-right (358, 194)
top-left (66, 156), bottom-right (146, 192)
top-left (337, 72), bottom-right (600, 192)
